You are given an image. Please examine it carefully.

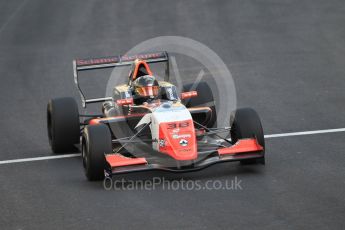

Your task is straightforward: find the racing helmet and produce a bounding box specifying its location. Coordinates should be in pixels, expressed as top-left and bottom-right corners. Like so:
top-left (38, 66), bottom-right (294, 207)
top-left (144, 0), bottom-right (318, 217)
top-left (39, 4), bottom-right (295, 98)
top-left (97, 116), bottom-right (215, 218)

top-left (132, 75), bottom-right (160, 100)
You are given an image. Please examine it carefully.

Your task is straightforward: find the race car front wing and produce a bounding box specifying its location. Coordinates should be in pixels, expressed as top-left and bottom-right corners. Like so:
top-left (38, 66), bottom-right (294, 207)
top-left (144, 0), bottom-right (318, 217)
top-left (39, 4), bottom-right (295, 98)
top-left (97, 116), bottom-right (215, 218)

top-left (104, 138), bottom-right (264, 178)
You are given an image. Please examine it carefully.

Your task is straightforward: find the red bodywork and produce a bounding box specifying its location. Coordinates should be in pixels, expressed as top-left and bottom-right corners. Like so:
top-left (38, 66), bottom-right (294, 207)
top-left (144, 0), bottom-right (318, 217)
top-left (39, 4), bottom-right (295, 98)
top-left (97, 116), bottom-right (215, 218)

top-left (158, 119), bottom-right (197, 160)
top-left (132, 60), bottom-right (153, 80)
top-left (116, 98), bottom-right (133, 106)
top-left (106, 154), bottom-right (147, 168)
top-left (218, 139), bottom-right (263, 155)
top-left (180, 91), bottom-right (198, 100)
top-left (88, 113), bottom-right (145, 125)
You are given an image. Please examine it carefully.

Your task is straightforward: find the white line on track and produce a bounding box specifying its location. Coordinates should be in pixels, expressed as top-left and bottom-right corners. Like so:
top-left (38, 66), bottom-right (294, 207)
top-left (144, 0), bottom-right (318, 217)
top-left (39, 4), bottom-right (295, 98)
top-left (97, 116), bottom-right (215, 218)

top-left (0, 128), bottom-right (345, 165)
top-left (0, 0), bottom-right (28, 35)
top-left (264, 128), bottom-right (345, 138)
top-left (0, 154), bottom-right (80, 165)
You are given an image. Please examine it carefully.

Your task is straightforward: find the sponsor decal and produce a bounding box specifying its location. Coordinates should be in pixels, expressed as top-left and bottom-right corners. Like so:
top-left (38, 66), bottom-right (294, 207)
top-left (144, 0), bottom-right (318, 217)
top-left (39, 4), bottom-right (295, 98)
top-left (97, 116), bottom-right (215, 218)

top-left (172, 134), bottom-right (191, 139)
top-left (179, 148), bottom-right (192, 152)
top-left (76, 57), bottom-right (119, 66)
top-left (167, 121), bottom-right (190, 129)
top-left (120, 52), bottom-right (166, 62)
top-left (159, 139), bottom-right (166, 147)
top-left (124, 91), bottom-right (131, 98)
top-left (76, 52), bottom-right (166, 67)
top-left (179, 139), bottom-right (188, 147)
top-left (172, 128), bottom-right (180, 133)
top-left (179, 121), bottom-right (189, 128)
top-left (166, 87), bottom-right (178, 100)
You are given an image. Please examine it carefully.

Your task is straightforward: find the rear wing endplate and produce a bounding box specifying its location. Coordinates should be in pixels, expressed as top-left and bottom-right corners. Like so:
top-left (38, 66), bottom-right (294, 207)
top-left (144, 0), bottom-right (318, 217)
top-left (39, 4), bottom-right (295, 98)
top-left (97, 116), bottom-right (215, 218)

top-left (73, 51), bottom-right (169, 107)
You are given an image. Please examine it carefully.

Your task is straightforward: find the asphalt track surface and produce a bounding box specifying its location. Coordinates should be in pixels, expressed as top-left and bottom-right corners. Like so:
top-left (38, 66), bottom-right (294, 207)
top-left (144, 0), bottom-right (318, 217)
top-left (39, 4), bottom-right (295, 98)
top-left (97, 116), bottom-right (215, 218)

top-left (1, 0), bottom-right (345, 229)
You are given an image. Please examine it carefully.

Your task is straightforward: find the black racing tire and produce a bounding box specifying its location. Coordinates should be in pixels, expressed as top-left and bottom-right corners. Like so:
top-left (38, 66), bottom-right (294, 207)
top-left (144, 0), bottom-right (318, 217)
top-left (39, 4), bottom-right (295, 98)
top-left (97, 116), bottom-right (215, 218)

top-left (82, 124), bottom-right (112, 181)
top-left (183, 81), bottom-right (217, 128)
top-left (230, 108), bottom-right (265, 165)
top-left (47, 97), bottom-right (80, 153)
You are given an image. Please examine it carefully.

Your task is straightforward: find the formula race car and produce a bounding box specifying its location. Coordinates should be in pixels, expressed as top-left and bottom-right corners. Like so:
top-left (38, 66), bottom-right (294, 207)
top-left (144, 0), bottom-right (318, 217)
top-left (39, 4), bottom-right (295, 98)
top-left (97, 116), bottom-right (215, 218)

top-left (47, 52), bottom-right (265, 181)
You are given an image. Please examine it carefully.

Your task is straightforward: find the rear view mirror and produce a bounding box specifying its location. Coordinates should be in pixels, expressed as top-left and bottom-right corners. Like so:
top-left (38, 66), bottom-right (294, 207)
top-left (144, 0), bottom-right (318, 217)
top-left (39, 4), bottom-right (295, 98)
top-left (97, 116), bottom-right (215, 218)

top-left (116, 98), bottom-right (134, 106)
top-left (180, 91), bottom-right (198, 100)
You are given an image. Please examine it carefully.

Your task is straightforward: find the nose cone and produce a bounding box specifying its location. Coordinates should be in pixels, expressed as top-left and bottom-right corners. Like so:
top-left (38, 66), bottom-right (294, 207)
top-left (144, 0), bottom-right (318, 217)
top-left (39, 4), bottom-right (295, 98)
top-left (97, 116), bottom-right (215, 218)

top-left (158, 119), bottom-right (197, 160)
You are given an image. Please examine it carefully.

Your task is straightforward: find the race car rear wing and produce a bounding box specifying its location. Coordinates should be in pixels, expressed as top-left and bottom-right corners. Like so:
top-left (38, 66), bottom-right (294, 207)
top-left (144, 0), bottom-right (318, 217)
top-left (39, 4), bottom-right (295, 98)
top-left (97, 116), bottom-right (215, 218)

top-left (73, 51), bottom-right (169, 107)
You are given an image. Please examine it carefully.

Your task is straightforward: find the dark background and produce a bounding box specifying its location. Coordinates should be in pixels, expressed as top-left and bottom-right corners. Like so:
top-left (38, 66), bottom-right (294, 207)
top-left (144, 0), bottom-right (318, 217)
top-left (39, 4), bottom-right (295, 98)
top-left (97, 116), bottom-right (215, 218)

top-left (0, 0), bottom-right (344, 229)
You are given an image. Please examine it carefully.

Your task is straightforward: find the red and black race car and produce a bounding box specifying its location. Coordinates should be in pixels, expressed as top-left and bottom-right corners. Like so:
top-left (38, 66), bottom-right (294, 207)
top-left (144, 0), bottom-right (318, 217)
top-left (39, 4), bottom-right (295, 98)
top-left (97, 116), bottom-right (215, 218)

top-left (47, 52), bottom-right (265, 181)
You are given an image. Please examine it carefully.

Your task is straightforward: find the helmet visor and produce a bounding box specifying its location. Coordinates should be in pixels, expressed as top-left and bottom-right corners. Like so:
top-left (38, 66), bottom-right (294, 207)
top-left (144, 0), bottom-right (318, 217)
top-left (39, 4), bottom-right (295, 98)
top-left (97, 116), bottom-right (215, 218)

top-left (135, 86), bottom-right (159, 97)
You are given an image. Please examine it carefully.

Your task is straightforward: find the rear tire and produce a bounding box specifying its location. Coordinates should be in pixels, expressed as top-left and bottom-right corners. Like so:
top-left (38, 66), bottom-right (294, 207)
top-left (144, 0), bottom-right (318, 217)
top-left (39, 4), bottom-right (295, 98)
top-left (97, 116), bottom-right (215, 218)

top-left (47, 97), bottom-right (80, 153)
top-left (230, 108), bottom-right (265, 165)
top-left (82, 124), bottom-right (112, 181)
top-left (183, 81), bottom-right (217, 128)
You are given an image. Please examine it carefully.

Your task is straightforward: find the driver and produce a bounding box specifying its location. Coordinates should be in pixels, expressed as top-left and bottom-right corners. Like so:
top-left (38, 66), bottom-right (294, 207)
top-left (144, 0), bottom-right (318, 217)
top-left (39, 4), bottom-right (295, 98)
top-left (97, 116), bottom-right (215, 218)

top-left (132, 74), bottom-right (160, 104)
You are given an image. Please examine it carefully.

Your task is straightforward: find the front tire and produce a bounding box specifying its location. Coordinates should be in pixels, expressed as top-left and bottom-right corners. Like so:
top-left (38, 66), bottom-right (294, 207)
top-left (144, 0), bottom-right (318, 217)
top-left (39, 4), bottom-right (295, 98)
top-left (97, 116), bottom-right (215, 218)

top-left (230, 108), bottom-right (265, 165)
top-left (82, 124), bottom-right (112, 181)
top-left (47, 97), bottom-right (80, 153)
